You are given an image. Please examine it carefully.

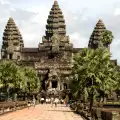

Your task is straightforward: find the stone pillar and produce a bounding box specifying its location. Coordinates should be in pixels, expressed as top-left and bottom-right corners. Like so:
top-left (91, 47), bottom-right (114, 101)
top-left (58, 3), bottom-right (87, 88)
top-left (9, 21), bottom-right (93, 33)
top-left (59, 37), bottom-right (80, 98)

top-left (58, 81), bottom-right (60, 90)
top-left (49, 80), bottom-right (52, 89)
top-left (60, 82), bottom-right (62, 90)
top-left (112, 111), bottom-right (120, 120)
top-left (7, 54), bottom-right (9, 59)
top-left (62, 83), bottom-right (64, 90)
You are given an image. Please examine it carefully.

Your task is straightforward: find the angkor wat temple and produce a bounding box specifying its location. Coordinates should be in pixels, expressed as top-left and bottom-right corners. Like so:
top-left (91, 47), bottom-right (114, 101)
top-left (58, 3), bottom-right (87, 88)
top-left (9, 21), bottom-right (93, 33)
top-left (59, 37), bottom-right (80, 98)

top-left (0, 0), bottom-right (116, 92)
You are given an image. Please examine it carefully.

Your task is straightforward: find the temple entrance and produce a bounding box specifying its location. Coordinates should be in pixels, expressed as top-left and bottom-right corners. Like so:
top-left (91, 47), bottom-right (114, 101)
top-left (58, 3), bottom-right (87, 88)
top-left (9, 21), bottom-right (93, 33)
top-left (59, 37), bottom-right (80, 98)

top-left (9, 54), bottom-right (13, 59)
top-left (52, 81), bottom-right (58, 88)
top-left (63, 83), bottom-right (67, 89)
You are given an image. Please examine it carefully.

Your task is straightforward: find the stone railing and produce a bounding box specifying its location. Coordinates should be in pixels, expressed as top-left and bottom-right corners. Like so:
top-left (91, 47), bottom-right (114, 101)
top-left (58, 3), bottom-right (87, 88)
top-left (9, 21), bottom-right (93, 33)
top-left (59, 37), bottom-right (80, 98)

top-left (70, 102), bottom-right (91, 119)
top-left (91, 107), bottom-right (120, 120)
top-left (70, 102), bottom-right (120, 120)
top-left (0, 101), bottom-right (28, 115)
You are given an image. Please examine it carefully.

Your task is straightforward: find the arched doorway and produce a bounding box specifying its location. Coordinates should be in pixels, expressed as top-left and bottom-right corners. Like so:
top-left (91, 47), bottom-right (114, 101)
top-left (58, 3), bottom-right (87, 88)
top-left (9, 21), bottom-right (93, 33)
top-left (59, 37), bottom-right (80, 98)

top-left (63, 83), bottom-right (67, 89)
top-left (52, 80), bottom-right (58, 88)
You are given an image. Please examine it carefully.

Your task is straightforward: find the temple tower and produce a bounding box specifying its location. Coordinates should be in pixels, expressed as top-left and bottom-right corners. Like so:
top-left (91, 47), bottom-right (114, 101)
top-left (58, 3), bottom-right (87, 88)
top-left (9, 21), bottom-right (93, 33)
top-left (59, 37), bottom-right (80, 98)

top-left (37, 0), bottom-right (73, 92)
top-left (1, 17), bottom-right (24, 59)
top-left (45, 0), bottom-right (66, 39)
top-left (88, 19), bottom-right (106, 49)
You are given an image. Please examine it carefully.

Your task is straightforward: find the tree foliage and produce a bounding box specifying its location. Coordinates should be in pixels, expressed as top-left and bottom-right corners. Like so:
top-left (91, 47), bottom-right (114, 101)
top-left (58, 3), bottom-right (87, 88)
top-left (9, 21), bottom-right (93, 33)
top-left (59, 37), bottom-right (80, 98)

top-left (0, 60), bottom-right (40, 100)
top-left (70, 47), bottom-right (120, 110)
top-left (101, 30), bottom-right (114, 45)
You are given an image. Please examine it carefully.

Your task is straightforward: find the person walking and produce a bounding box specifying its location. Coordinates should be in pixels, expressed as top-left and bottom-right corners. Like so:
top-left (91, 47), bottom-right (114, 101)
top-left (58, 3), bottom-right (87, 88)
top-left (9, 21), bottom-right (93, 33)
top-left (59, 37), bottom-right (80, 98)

top-left (51, 97), bottom-right (54, 107)
top-left (46, 98), bottom-right (49, 104)
top-left (33, 98), bottom-right (36, 107)
top-left (27, 100), bottom-right (31, 109)
top-left (41, 97), bottom-right (44, 104)
top-left (60, 99), bottom-right (64, 107)
top-left (54, 98), bottom-right (59, 107)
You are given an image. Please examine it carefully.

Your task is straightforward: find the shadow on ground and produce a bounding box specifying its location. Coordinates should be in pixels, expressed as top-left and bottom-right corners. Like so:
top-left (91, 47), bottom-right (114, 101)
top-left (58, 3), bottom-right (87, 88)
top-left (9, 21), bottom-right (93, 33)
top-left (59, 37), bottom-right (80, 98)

top-left (47, 110), bottom-right (74, 112)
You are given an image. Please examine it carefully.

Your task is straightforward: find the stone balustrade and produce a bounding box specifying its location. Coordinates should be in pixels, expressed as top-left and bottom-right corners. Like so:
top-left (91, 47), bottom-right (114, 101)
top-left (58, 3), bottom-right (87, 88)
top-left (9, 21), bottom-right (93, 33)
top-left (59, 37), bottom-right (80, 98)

top-left (0, 101), bottom-right (28, 115)
top-left (70, 102), bottom-right (120, 120)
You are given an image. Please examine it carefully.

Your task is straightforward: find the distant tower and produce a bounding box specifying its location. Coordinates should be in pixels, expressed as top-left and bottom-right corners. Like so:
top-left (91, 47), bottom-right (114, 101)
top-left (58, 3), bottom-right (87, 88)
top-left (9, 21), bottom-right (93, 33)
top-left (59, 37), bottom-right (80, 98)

top-left (1, 17), bottom-right (24, 59)
top-left (45, 0), bottom-right (66, 40)
top-left (88, 19), bottom-right (106, 49)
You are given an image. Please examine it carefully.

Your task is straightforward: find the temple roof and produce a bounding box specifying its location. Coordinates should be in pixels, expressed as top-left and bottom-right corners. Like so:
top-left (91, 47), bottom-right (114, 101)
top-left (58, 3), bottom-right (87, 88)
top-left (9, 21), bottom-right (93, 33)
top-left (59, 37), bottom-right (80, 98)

top-left (45, 0), bottom-right (66, 39)
top-left (21, 48), bottom-right (39, 53)
top-left (2, 17), bottom-right (24, 49)
top-left (72, 48), bottom-right (83, 53)
top-left (88, 19), bottom-right (106, 49)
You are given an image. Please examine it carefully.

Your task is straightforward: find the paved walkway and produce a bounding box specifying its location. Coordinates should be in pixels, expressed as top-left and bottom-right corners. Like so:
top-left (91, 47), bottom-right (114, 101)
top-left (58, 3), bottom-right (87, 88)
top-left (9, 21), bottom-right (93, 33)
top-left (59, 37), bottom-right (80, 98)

top-left (0, 104), bottom-right (83, 120)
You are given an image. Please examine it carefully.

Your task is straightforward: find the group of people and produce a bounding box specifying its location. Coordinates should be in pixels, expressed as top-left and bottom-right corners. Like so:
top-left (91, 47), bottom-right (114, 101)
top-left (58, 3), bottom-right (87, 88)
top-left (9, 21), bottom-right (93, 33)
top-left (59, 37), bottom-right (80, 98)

top-left (40, 97), bottom-right (62, 107)
top-left (27, 96), bottom-right (69, 108)
top-left (27, 98), bottom-right (36, 108)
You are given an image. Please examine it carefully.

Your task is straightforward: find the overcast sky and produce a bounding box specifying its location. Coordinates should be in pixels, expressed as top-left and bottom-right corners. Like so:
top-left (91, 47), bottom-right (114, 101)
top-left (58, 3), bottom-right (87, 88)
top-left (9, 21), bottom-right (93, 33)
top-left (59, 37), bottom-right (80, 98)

top-left (0, 0), bottom-right (120, 63)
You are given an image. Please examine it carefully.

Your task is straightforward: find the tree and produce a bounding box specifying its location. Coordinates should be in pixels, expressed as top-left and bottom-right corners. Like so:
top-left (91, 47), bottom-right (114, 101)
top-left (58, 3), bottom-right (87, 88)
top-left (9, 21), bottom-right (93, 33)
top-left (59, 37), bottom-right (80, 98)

top-left (0, 60), bottom-right (18, 100)
top-left (21, 67), bottom-right (40, 94)
top-left (0, 60), bottom-right (40, 101)
top-left (101, 30), bottom-right (114, 46)
top-left (70, 47), bottom-right (119, 111)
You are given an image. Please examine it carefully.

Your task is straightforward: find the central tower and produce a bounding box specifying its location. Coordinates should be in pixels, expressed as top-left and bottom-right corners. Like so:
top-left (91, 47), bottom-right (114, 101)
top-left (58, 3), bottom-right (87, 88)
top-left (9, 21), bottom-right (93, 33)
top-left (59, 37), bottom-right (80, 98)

top-left (45, 0), bottom-right (66, 39)
top-left (37, 0), bottom-right (73, 93)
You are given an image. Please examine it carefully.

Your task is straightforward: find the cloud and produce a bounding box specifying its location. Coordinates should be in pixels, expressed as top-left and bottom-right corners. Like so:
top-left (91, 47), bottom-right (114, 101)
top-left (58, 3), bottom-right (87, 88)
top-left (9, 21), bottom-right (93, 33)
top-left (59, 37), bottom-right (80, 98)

top-left (70, 32), bottom-right (88, 48)
top-left (0, 0), bottom-right (10, 4)
top-left (114, 8), bottom-right (120, 16)
top-left (0, 0), bottom-right (38, 48)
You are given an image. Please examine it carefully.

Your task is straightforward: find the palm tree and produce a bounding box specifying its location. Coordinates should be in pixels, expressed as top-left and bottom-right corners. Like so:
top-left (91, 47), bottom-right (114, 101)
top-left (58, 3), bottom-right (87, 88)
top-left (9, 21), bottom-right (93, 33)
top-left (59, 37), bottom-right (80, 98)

top-left (101, 30), bottom-right (114, 47)
top-left (71, 47), bottom-right (119, 111)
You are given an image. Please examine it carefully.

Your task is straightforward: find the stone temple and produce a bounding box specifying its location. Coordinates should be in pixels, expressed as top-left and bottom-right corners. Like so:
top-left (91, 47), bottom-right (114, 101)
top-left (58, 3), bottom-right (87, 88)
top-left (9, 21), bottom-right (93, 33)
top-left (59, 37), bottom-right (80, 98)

top-left (0, 0), bottom-right (116, 92)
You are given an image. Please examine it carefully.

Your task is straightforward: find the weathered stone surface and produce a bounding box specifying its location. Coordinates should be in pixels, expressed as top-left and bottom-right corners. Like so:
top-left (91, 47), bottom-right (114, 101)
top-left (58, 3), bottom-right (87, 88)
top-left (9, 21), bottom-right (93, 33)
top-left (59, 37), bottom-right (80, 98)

top-left (45, 0), bottom-right (66, 39)
top-left (88, 19), bottom-right (106, 49)
top-left (1, 17), bottom-right (24, 59)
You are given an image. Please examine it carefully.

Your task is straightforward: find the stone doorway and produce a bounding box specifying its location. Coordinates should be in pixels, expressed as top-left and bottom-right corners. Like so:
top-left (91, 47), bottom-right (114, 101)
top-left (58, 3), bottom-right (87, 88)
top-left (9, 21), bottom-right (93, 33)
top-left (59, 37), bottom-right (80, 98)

top-left (52, 81), bottom-right (58, 88)
top-left (63, 83), bottom-right (67, 89)
top-left (9, 53), bottom-right (13, 59)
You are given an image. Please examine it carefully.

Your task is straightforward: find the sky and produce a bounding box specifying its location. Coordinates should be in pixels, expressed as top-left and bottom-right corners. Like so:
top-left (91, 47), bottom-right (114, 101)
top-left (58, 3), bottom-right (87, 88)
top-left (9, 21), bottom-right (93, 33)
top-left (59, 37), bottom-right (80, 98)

top-left (0, 0), bottom-right (120, 63)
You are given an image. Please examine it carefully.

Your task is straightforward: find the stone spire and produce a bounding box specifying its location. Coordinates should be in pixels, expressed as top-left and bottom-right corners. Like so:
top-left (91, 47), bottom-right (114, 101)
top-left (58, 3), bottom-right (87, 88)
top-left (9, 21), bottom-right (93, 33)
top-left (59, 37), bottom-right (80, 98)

top-left (88, 19), bottom-right (106, 49)
top-left (1, 17), bottom-right (24, 59)
top-left (45, 0), bottom-right (66, 39)
top-left (2, 17), bottom-right (24, 46)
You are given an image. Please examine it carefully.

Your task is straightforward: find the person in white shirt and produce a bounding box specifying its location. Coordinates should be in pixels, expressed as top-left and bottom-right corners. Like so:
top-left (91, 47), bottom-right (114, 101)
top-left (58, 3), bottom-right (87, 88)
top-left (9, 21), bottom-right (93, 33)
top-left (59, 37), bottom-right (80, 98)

top-left (51, 97), bottom-right (54, 107)
top-left (33, 98), bottom-right (36, 107)
top-left (46, 98), bottom-right (49, 104)
top-left (54, 98), bottom-right (59, 107)
top-left (41, 97), bottom-right (44, 104)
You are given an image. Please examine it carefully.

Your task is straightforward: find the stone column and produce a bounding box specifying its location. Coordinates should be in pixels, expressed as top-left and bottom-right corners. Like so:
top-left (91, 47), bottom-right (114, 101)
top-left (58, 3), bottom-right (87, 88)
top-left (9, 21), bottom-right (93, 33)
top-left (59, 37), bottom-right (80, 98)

top-left (7, 54), bottom-right (9, 59)
top-left (49, 80), bottom-right (52, 89)
top-left (57, 81), bottom-right (60, 90)
top-left (62, 82), bottom-right (64, 90)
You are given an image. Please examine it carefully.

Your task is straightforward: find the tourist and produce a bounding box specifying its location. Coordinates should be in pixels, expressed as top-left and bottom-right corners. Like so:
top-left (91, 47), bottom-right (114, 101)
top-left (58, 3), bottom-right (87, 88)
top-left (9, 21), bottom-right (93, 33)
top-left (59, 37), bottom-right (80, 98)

top-left (41, 97), bottom-right (44, 104)
top-left (51, 97), bottom-right (54, 107)
top-left (46, 98), bottom-right (49, 104)
top-left (60, 99), bottom-right (64, 106)
top-left (48, 98), bottom-right (51, 103)
top-left (27, 100), bottom-right (31, 109)
top-left (54, 98), bottom-right (59, 107)
top-left (33, 98), bottom-right (36, 107)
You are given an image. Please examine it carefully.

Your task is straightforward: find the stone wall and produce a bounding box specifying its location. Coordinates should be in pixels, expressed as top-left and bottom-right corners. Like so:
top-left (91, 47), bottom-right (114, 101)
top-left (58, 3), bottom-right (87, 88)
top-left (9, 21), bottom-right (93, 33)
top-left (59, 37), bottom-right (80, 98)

top-left (70, 102), bottom-right (120, 120)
